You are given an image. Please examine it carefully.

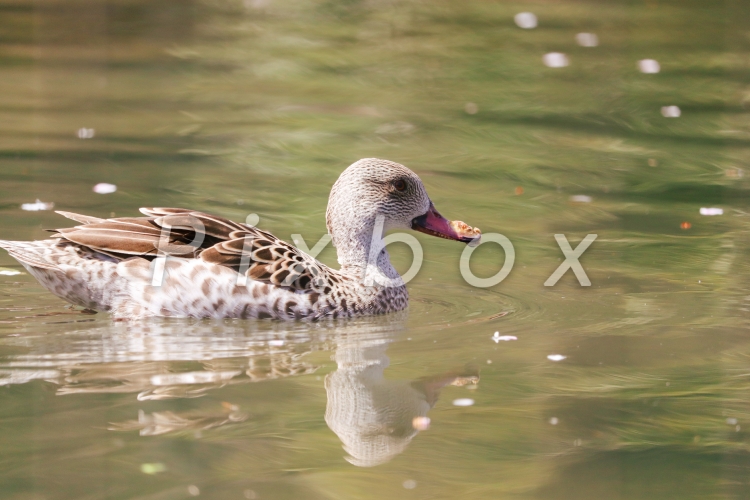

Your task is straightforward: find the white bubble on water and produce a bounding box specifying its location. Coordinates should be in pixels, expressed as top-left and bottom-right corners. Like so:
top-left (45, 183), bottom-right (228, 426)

top-left (77, 128), bottom-right (95, 139)
top-left (452, 398), bottom-right (475, 407)
top-left (575, 33), bottom-right (599, 47)
top-left (492, 332), bottom-right (517, 343)
top-left (514, 12), bottom-right (537, 29)
top-left (93, 183), bottom-right (117, 194)
top-left (638, 59), bottom-right (660, 73)
top-left (543, 52), bottom-right (569, 68)
top-left (549, 417), bottom-right (559, 425)
top-left (699, 207), bottom-right (723, 216)
top-left (403, 480), bottom-right (417, 489)
top-left (661, 105), bottom-right (681, 118)
top-left (21, 199), bottom-right (54, 211)
top-left (187, 485), bottom-right (200, 496)
top-left (547, 354), bottom-right (567, 362)
top-left (570, 195), bottom-right (592, 203)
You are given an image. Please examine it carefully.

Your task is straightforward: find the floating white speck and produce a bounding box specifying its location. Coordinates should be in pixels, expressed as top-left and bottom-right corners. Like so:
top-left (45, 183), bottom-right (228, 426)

top-left (0, 269), bottom-right (21, 276)
top-left (403, 480), bottom-right (417, 490)
top-left (727, 418), bottom-right (738, 425)
top-left (575, 33), bottom-right (599, 47)
top-left (452, 398), bottom-right (475, 407)
top-left (77, 128), bottom-right (95, 139)
top-left (699, 207), bottom-right (723, 216)
top-left (638, 59), bottom-right (660, 74)
top-left (268, 339), bottom-right (285, 346)
top-left (570, 195), bottom-right (592, 203)
top-left (93, 183), bottom-right (117, 194)
top-left (549, 417), bottom-right (559, 425)
top-left (464, 102), bottom-right (478, 115)
top-left (661, 106), bottom-right (681, 118)
top-left (412, 416), bottom-right (431, 430)
top-left (21, 199), bottom-right (54, 211)
top-left (547, 354), bottom-right (566, 362)
top-left (543, 52), bottom-right (569, 68)
top-left (492, 332), bottom-right (517, 343)
top-left (188, 485), bottom-right (200, 496)
top-left (514, 12), bottom-right (537, 29)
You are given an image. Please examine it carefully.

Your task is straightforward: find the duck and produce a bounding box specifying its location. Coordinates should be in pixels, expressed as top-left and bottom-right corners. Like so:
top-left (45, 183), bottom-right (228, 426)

top-left (0, 158), bottom-right (481, 320)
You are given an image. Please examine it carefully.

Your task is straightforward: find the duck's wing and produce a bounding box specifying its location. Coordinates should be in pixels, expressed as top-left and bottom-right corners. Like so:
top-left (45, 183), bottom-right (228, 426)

top-left (51, 207), bottom-right (333, 292)
top-left (198, 229), bottom-right (332, 292)
top-left (143, 208), bottom-right (333, 292)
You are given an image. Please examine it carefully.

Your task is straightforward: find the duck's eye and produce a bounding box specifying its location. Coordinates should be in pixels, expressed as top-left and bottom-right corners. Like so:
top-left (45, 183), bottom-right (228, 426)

top-left (393, 179), bottom-right (407, 191)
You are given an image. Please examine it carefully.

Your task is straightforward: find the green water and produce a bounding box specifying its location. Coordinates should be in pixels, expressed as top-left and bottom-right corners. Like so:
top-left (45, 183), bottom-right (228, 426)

top-left (1, 0), bottom-right (750, 498)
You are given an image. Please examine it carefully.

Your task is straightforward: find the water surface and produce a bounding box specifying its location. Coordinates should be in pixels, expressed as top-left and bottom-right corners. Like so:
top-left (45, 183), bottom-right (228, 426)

top-left (1, 0), bottom-right (750, 498)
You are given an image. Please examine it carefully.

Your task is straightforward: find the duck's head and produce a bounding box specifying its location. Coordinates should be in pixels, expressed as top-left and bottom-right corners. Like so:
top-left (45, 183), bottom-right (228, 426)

top-left (326, 158), bottom-right (481, 266)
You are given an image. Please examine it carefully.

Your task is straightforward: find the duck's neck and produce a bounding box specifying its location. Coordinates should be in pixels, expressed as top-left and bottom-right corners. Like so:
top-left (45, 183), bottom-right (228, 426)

top-left (333, 216), bottom-right (401, 285)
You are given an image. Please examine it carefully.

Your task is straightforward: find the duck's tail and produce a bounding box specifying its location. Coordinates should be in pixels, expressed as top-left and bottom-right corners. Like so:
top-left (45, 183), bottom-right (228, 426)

top-left (0, 240), bottom-right (62, 271)
top-left (0, 239), bottom-right (121, 311)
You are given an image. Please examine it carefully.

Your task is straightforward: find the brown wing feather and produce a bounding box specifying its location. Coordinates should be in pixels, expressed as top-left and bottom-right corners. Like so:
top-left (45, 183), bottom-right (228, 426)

top-left (50, 207), bottom-right (333, 291)
top-left (60, 228), bottom-right (162, 256)
top-left (153, 213), bottom-right (245, 240)
top-left (63, 222), bottom-right (163, 236)
top-left (52, 213), bottom-right (198, 258)
top-left (197, 247), bottom-right (243, 267)
top-left (107, 217), bottom-right (164, 230)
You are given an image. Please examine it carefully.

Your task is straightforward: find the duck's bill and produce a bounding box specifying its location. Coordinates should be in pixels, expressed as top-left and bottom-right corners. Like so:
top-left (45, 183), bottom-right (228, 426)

top-left (411, 203), bottom-right (481, 244)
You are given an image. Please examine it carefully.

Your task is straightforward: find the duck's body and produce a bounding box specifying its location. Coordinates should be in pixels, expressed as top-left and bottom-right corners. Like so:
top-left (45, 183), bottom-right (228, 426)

top-left (0, 159), bottom-right (480, 320)
top-left (3, 235), bottom-right (407, 321)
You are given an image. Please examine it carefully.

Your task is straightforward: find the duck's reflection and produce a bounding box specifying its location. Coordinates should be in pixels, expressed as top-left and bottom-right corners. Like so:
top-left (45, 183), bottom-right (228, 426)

top-left (0, 319), bottom-right (321, 399)
top-left (0, 315), bottom-right (478, 465)
top-left (325, 333), bottom-right (478, 467)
